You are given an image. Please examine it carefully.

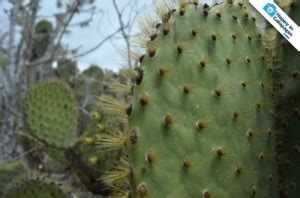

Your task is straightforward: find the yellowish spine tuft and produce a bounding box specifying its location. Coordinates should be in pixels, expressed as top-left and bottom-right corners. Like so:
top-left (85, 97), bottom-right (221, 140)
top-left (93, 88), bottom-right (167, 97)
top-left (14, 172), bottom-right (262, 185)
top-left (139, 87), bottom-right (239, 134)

top-left (98, 96), bottom-right (128, 122)
top-left (96, 131), bottom-right (128, 152)
top-left (109, 81), bottom-right (133, 95)
top-left (100, 157), bottom-right (130, 189)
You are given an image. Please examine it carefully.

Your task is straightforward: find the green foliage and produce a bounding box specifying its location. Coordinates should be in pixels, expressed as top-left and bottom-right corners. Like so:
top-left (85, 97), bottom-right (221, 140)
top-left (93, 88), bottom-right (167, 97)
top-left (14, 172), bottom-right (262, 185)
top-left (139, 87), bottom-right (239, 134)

top-left (99, 1), bottom-right (278, 197)
top-left (3, 173), bottom-right (73, 198)
top-left (57, 59), bottom-right (79, 83)
top-left (25, 81), bottom-right (78, 148)
top-left (82, 65), bottom-right (104, 80)
top-left (0, 161), bottom-right (26, 194)
top-left (74, 65), bottom-right (105, 99)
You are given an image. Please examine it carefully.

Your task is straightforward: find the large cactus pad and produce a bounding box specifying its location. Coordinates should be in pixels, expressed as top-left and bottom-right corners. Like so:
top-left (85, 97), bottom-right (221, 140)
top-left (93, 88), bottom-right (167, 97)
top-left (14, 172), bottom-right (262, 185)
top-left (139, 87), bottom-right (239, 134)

top-left (126, 1), bottom-right (277, 197)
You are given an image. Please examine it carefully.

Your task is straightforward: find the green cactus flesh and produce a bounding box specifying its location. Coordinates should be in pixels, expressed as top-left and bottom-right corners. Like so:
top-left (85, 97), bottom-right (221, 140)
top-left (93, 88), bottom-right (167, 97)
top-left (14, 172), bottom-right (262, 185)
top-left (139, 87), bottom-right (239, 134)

top-left (122, 1), bottom-right (278, 197)
top-left (272, 0), bottom-right (300, 196)
top-left (25, 81), bottom-right (77, 148)
top-left (3, 174), bottom-right (71, 198)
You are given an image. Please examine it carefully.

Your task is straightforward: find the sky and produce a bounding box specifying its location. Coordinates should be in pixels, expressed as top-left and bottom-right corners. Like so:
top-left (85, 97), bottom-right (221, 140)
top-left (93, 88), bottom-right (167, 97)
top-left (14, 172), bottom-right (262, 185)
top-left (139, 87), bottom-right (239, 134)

top-left (0, 0), bottom-right (218, 72)
top-left (55, 0), bottom-right (155, 72)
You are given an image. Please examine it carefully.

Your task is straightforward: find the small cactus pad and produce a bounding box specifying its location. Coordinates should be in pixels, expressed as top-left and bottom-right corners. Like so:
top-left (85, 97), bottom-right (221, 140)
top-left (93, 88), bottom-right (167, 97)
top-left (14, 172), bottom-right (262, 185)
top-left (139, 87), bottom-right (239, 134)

top-left (25, 81), bottom-right (77, 148)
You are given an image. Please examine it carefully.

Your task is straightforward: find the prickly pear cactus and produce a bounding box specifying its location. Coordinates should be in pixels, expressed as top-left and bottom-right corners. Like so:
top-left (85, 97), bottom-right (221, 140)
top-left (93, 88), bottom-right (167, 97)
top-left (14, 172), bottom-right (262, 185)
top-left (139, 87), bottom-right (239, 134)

top-left (56, 59), bottom-right (79, 83)
top-left (266, 0), bottom-right (300, 196)
top-left (31, 20), bottom-right (53, 60)
top-left (75, 65), bottom-right (105, 99)
top-left (3, 173), bottom-right (73, 198)
top-left (35, 20), bottom-right (53, 34)
top-left (98, 1), bottom-right (278, 197)
top-left (25, 81), bottom-right (78, 148)
top-left (68, 109), bottom-right (124, 196)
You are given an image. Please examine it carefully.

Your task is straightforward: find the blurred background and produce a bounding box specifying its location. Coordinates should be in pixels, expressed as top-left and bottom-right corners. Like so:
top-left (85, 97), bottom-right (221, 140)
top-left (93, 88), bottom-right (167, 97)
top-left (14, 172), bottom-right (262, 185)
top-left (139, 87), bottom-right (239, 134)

top-left (0, 0), bottom-right (217, 71)
top-left (0, 0), bottom-right (156, 72)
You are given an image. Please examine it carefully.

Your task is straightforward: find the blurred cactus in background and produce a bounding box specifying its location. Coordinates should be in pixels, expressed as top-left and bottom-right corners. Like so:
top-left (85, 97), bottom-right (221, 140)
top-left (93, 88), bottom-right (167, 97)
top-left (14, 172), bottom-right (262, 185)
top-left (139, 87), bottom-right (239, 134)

top-left (263, 0), bottom-right (300, 196)
top-left (56, 59), bottom-right (79, 85)
top-left (30, 20), bottom-right (53, 61)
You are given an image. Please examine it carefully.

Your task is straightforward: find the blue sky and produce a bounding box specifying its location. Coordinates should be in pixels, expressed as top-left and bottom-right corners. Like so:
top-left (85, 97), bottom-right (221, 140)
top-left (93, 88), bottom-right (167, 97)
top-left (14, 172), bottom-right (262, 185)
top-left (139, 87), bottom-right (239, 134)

top-left (0, 0), bottom-right (218, 72)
